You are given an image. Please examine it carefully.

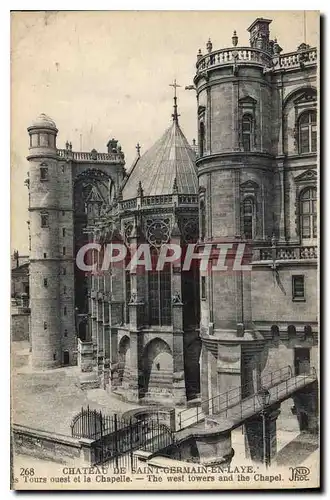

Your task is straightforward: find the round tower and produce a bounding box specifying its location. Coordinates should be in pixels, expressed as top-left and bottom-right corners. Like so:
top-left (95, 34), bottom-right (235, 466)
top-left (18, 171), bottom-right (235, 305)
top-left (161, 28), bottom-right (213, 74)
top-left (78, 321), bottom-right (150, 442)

top-left (194, 23), bottom-right (276, 402)
top-left (27, 114), bottom-right (62, 369)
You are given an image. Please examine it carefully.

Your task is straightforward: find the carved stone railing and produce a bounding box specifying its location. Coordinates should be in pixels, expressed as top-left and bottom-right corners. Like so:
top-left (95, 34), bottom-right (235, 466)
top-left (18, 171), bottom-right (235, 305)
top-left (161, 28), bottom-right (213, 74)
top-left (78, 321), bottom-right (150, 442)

top-left (57, 149), bottom-right (124, 164)
top-left (178, 194), bottom-right (199, 204)
top-left (142, 194), bottom-right (173, 206)
top-left (277, 47), bottom-right (317, 69)
top-left (120, 198), bottom-right (137, 210)
top-left (195, 46), bottom-right (317, 76)
top-left (196, 47), bottom-right (272, 75)
top-left (120, 193), bottom-right (198, 211)
top-left (253, 245), bottom-right (317, 262)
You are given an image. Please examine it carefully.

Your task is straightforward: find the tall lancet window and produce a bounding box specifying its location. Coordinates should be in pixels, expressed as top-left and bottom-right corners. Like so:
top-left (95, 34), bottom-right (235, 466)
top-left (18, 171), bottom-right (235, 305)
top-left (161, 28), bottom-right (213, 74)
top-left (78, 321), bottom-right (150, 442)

top-left (125, 270), bottom-right (131, 324)
top-left (124, 248), bottom-right (131, 324)
top-left (148, 256), bottom-right (171, 326)
top-left (242, 114), bottom-right (252, 152)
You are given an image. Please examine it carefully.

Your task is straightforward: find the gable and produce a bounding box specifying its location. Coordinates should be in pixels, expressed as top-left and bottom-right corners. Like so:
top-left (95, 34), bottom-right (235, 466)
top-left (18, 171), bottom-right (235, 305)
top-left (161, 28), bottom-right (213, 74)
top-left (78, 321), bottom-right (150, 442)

top-left (293, 89), bottom-right (317, 105)
top-left (239, 95), bottom-right (257, 104)
top-left (294, 169), bottom-right (317, 183)
top-left (240, 180), bottom-right (259, 192)
top-left (85, 185), bottom-right (105, 203)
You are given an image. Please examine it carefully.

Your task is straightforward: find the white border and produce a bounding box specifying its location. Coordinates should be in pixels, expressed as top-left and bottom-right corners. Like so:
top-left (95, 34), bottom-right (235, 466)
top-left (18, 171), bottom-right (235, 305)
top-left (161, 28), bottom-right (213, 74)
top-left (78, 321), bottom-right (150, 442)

top-left (2, 2), bottom-right (328, 498)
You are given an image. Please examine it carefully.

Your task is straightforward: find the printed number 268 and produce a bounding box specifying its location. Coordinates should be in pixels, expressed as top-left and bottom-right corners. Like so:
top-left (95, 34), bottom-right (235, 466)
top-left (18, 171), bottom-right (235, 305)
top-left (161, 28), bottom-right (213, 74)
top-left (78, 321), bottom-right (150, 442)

top-left (20, 468), bottom-right (35, 476)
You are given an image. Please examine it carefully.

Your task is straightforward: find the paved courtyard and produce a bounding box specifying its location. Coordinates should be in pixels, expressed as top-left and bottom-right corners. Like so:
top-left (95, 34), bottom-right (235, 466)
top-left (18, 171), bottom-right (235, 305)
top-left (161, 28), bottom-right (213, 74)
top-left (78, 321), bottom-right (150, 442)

top-left (11, 341), bottom-right (139, 436)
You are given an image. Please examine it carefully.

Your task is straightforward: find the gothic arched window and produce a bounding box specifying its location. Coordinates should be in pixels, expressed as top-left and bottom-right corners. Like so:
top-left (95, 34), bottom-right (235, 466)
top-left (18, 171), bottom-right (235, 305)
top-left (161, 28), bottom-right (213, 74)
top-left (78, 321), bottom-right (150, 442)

top-left (242, 197), bottom-right (255, 239)
top-left (124, 248), bottom-right (131, 324)
top-left (298, 110), bottom-right (317, 154)
top-left (148, 256), bottom-right (171, 326)
top-left (300, 187), bottom-right (317, 239)
top-left (242, 114), bottom-right (252, 152)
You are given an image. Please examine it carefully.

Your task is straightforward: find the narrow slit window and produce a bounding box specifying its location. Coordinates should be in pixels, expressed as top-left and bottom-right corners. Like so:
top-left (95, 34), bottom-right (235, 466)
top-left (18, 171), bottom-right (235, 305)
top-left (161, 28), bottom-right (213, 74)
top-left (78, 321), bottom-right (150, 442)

top-left (40, 167), bottom-right (48, 181)
top-left (201, 276), bottom-right (207, 300)
top-left (40, 213), bottom-right (49, 228)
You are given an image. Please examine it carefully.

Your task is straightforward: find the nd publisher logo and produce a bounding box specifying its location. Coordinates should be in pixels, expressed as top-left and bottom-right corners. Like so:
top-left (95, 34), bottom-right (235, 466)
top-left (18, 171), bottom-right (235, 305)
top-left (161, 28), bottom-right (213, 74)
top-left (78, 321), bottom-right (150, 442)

top-left (288, 466), bottom-right (310, 481)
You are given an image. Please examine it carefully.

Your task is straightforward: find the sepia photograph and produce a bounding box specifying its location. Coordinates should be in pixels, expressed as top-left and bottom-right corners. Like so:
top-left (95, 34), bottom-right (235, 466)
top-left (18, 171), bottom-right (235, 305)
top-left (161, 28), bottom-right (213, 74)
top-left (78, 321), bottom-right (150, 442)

top-left (10, 9), bottom-right (320, 490)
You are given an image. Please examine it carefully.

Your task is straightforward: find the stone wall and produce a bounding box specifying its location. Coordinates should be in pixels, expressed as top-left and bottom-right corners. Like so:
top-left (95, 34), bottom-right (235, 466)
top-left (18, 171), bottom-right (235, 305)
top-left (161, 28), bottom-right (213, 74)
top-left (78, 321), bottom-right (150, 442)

top-left (12, 424), bottom-right (95, 465)
top-left (251, 265), bottom-right (317, 323)
top-left (11, 313), bottom-right (30, 342)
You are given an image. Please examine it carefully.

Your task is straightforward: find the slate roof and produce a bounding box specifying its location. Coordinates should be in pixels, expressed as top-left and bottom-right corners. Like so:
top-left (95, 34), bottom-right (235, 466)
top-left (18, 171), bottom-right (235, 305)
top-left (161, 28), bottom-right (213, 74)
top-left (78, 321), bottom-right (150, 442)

top-left (122, 119), bottom-right (198, 200)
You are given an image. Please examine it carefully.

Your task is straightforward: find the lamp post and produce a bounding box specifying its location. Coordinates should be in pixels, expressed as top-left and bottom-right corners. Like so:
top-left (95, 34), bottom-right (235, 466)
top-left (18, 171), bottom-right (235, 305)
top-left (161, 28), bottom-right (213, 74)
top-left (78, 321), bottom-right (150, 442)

top-left (257, 387), bottom-right (271, 468)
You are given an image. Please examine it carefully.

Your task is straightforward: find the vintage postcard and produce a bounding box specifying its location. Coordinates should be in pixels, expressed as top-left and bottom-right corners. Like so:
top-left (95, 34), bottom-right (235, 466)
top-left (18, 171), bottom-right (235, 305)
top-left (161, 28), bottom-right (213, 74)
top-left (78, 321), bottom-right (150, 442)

top-left (10, 10), bottom-right (320, 490)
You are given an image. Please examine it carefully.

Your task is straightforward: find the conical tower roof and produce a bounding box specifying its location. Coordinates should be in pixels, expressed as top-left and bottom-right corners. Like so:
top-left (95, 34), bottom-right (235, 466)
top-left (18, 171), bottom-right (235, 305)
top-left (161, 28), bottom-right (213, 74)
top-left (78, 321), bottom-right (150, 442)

top-left (122, 108), bottom-right (197, 200)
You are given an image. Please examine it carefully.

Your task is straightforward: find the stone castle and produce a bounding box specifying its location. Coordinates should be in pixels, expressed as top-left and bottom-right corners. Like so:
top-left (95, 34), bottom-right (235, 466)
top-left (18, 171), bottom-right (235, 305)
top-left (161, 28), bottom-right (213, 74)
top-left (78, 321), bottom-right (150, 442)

top-left (25, 18), bottom-right (318, 431)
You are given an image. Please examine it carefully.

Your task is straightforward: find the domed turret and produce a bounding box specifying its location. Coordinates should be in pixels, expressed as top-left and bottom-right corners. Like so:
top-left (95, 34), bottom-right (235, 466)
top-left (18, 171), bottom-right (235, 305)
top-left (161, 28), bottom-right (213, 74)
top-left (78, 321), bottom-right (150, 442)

top-left (27, 113), bottom-right (58, 152)
top-left (31, 113), bottom-right (57, 130)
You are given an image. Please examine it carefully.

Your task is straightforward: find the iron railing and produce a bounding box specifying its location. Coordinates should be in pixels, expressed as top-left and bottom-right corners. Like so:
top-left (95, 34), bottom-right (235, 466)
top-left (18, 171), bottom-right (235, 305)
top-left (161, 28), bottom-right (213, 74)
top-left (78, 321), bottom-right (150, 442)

top-left (178, 365), bottom-right (317, 430)
top-left (70, 406), bottom-right (175, 467)
top-left (224, 367), bottom-right (317, 424)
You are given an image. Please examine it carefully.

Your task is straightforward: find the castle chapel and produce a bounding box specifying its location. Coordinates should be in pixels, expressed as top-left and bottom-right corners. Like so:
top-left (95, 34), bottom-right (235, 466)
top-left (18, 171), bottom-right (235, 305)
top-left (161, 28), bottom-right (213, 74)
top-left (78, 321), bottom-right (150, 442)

top-left (26, 18), bottom-right (318, 424)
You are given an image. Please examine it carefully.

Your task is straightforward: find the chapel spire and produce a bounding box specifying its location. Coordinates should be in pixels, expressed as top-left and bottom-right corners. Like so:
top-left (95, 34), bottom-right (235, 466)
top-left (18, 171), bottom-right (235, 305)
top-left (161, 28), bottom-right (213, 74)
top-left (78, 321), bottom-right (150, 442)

top-left (169, 79), bottom-right (181, 123)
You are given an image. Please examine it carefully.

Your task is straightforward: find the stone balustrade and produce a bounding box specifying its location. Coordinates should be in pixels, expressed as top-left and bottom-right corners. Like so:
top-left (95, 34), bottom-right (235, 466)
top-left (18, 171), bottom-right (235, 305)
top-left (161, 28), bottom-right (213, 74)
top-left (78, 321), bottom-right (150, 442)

top-left (142, 194), bottom-right (173, 206)
top-left (120, 193), bottom-right (198, 211)
top-left (196, 47), bottom-right (272, 74)
top-left (120, 198), bottom-right (137, 210)
top-left (179, 194), bottom-right (199, 204)
top-left (277, 47), bottom-right (317, 69)
top-left (195, 46), bottom-right (317, 75)
top-left (57, 149), bottom-right (124, 163)
top-left (252, 245), bottom-right (317, 262)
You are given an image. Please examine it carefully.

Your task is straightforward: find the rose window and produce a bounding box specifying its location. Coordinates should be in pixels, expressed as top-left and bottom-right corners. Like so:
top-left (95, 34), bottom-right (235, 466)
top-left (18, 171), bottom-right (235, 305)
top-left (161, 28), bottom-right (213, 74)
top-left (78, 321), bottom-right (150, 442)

top-left (146, 219), bottom-right (171, 247)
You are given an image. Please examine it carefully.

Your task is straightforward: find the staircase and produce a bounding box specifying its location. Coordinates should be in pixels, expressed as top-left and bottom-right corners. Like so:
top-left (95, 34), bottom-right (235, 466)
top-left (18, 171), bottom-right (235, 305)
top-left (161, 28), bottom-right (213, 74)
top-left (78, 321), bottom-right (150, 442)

top-left (176, 366), bottom-right (317, 432)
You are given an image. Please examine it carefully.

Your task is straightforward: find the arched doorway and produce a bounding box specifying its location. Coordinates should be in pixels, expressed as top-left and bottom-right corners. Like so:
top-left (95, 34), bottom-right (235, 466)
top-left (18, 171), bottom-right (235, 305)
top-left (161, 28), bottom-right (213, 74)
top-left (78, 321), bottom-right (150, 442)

top-left (141, 338), bottom-right (173, 401)
top-left (118, 336), bottom-right (130, 386)
top-left (78, 319), bottom-right (87, 341)
top-left (63, 350), bottom-right (70, 366)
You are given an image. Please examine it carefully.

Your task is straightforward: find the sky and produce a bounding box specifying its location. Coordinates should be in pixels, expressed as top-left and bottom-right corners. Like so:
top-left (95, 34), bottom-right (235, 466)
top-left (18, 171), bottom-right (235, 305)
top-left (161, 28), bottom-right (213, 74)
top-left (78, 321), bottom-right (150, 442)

top-left (10, 10), bottom-right (319, 253)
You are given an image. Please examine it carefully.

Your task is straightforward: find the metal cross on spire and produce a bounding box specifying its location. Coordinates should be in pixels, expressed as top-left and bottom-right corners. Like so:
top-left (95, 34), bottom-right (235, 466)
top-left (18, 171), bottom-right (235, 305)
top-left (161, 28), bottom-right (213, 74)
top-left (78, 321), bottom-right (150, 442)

top-left (169, 78), bottom-right (181, 123)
